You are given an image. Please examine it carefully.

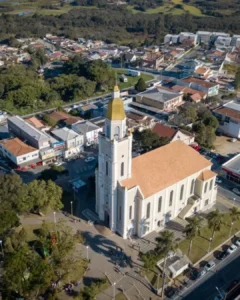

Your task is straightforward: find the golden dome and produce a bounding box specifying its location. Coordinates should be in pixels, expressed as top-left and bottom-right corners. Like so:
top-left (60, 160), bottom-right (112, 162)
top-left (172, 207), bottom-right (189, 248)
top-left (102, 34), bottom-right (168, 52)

top-left (106, 85), bottom-right (126, 120)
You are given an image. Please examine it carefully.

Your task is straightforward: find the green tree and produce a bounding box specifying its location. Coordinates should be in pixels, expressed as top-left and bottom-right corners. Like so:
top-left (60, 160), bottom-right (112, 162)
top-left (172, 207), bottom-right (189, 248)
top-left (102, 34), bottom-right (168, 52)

top-left (155, 230), bottom-right (177, 298)
top-left (229, 206), bottom-right (240, 237)
top-left (180, 104), bottom-right (198, 123)
top-left (203, 114), bottom-right (219, 129)
top-left (135, 77), bottom-right (147, 92)
top-left (184, 216), bottom-right (202, 256)
top-left (141, 251), bottom-right (157, 271)
top-left (206, 209), bottom-right (224, 251)
top-left (234, 69), bottom-right (240, 90)
top-left (2, 245), bottom-right (52, 299)
top-left (134, 129), bottom-right (170, 152)
top-left (27, 180), bottom-right (63, 214)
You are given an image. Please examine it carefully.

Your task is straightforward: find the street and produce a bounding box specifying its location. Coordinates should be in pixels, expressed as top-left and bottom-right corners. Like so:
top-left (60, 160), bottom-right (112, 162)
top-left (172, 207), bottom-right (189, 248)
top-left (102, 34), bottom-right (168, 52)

top-left (179, 249), bottom-right (240, 300)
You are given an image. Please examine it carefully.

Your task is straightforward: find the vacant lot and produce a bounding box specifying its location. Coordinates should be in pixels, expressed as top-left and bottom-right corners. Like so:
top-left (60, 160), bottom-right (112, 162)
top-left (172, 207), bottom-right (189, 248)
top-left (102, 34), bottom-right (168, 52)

top-left (214, 136), bottom-right (240, 156)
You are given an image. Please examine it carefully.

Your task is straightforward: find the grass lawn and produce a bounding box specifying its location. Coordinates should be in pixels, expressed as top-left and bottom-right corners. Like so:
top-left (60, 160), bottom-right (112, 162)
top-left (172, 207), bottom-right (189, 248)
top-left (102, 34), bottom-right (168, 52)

top-left (179, 212), bottom-right (240, 264)
top-left (116, 69), bottom-right (154, 90)
top-left (116, 292), bottom-right (127, 300)
top-left (141, 267), bottom-right (165, 289)
top-left (127, 0), bottom-right (205, 16)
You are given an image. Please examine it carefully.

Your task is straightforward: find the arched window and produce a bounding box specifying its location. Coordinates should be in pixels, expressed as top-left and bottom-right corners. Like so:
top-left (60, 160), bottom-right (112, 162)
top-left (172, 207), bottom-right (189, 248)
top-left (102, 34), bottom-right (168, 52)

top-left (190, 179), bottom-right (195, 194)
top-left (114, 126), bottom-right (120, 140)
top-left (204, 182), bottom-right (208, 193)
top-left (180, 185), bottom-right (184, 200)
top-left (146, 203), bottom-right (151, 219)
top-left (121, 162), bottom-right (124, 177)
top-left (209, 179), bottom-right (213, 190)
top-left (129, 205), bottom-right (132, 220)
top-left (106, 161), bottom-right (108, 176)
top-left (158, 197), bottom-right (162, 212)
top-left (169, 190), bottom-right (173, 207)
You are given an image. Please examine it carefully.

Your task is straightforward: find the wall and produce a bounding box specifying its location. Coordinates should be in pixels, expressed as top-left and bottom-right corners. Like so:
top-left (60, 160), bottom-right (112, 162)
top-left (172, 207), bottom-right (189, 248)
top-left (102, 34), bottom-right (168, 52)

top-left (0, 145), bottom-right (39, 166)
top-left (219, 120), bottom-right (240, 138)
top-left (171, 131), bottom-right (194, 145)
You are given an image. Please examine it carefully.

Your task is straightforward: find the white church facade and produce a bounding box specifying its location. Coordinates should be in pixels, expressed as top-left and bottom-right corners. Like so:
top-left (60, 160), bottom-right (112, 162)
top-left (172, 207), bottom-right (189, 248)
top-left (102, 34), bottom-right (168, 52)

top-left (96, 85), bottom-right (217, 239)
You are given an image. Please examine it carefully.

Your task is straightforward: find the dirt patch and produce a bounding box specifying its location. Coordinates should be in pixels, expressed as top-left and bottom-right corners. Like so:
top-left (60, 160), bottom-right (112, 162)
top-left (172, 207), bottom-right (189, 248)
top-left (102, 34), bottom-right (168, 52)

top-left (214, 136), bottom-right (240, 156)
top-left (94, 224), bottom-right (113, 236)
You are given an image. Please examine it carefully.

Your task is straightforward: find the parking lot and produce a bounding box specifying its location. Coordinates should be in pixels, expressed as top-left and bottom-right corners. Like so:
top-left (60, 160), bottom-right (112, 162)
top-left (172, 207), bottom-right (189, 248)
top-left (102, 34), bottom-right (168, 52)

top-left (214, 136), bottom-right (240, 156)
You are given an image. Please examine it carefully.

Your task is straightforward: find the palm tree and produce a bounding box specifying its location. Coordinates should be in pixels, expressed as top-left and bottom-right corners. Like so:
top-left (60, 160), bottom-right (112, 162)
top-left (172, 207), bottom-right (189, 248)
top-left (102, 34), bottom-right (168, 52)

top-left (184, 216), bottom-right (202, 256)
top-left (155, 230), bottom-right (177, 299)
top-left (206, 209), bottom-right (224, 252)
top-left (229, 206), bottom-right (240, 237)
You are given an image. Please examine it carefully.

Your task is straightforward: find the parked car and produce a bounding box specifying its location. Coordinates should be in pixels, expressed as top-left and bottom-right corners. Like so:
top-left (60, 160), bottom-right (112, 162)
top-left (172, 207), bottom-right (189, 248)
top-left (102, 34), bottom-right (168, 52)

top-left (230, 138), bottom-right (237, 143)
top-left (216, 177), bottom-right (222, 184)
top-left (227, 244), bottom-right (238, 254)
top-left (235, 238), bottom-right (240, 247)
top-left (165, 287), bottom-right (179, 299)
top-left (85, 157), bottom-right (95, 163)
top-left (217, 250), bottom-right (228, 260)
top-left (204, 260), bottom-right (216, 272)
top-left (191, 268), bottom-right (206, 280)
top-left (233, 188), bottom-right (240, 196)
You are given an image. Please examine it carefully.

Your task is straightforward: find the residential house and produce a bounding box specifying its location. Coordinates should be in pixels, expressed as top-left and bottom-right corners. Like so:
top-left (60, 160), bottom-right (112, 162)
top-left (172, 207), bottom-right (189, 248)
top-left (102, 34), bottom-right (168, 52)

top-left (142, 52), bottom-right (164, 69)
top-left (77, 104), bottom-right (99, 118)
top-left (25, 117), bottom-right (45, 129)
top-left (179, 77), bottom-right (219, 97)
top-left (51, 127), bottom-right (84, 158)
top-left (124, 53), bottom-right (137, 63)
top-left (126, 112), bottom-right (156, 131)
top-left (136, 87), bottom-right (184, 111)
top-left (8, 116), bottom-right (51, 150)
top-left (47, 111), bottom-right (83, 127)
top-left (179, 32), bottom-right (198, 45)
top-left (152, 123), bottom-right (195, 145)
top-left (72, 120), bottom-right (102, 145)
top-left (0, 138), bottom-right (39, 167)
top-left (194, 67), bottom-right (212, 79)
top-left (170, 85), bottom-right (207, 102)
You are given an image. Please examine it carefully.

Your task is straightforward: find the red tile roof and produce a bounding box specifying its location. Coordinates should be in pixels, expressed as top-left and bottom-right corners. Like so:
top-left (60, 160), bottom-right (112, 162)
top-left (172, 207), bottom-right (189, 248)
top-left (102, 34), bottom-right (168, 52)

top-left (152, 123), bottom-right (177, 139)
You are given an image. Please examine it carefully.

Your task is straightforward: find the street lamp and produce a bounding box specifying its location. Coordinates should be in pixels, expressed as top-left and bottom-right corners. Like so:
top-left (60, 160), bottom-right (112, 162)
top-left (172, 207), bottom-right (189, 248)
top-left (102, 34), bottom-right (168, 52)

top-left (0, 240), bottom-right (3, 258)
top-left (86, 245), bottom-right (89, 260)
top-left (208, 237), bottom-right (213, 253)
top-left (112, 282), bottom-right (116, 299)
top-left (70, 201), bottom-right (73, 216)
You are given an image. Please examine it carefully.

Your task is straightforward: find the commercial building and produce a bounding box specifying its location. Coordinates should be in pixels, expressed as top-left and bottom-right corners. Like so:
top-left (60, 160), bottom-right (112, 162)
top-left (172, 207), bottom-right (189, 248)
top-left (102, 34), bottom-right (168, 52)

top-left (213, 101), bottom-right (240, 138)
top-left (136, 87), bottom-right (183, 111)
top-left (72, 120), bottom-right (102, 145)
top-left (51, 127), bottom-right (84, 158)
top-left (96, 85), bottom-right (217, 239)
top-left (0, 138), bottom-right (39, 167)
top-left (222, 154), bottom-right (240, 185)
top-left (8, 116), bottom-right (50, 149)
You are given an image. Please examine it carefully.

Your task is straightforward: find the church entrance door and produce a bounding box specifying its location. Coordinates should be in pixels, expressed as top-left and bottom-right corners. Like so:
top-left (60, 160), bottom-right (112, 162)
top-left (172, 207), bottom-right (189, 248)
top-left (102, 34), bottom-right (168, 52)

top-left (104, 211), bottom-right (110, 227)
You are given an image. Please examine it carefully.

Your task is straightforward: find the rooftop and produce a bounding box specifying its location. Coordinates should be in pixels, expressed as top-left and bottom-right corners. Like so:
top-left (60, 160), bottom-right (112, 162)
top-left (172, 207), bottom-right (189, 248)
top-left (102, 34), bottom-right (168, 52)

top-left (48, 111), bottom-right (82, 123)
top-left (26, 117), bottom-right (44, 128)
top-left (182, 77), bottom-right (218, 88)
top-left (222, 154), bottom-right (240, 174)
top-left (72, 120), bottom-right (100, 134)
top-left (8, 116), bottom-right (48, 141)
top-left (214, 107), bottom-right (240, 122)
top-left (0, 138), bottom-right (37, 156)
top-left (137, 87), bottom-right (180, 103)
top-left (120, 141), bottom-right (212, 198)
top-left (197, 169), bottom-right (216, 181)
top-left (51, 127), bottom-right (82, 142)
top-left (152, 123), bottom-right (177, 139)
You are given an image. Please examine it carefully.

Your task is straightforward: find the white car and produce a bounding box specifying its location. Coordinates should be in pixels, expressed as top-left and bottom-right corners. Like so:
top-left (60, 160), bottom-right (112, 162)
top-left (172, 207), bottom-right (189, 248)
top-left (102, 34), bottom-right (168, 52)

top-left (85, 157), bottom-right (95, 163)
top-left (216, 177), bottom-right (222, 184)
top-left (230, 138), bottom-right (237, 143)
top-left (204, 260), bottom-right (216, 272)
top-left (235, 238), bottom-right (240, 247)
top-left (233, 188), bottom-right (240, 196)
top-left (227, 244), bottom-right (238, 254)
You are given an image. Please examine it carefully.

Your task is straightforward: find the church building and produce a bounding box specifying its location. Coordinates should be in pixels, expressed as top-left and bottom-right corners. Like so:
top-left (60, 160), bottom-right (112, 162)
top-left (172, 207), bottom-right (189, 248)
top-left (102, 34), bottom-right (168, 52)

top-left (95, 85), bottom-right (217, 239)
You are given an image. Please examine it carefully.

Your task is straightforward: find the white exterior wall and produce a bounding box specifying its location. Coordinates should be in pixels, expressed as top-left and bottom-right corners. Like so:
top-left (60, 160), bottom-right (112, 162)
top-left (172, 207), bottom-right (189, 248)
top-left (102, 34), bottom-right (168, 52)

top-left (66, 134), bottom-right (84, 149)
top-left (219, 121), bottom-right (240, 138)
top-left (171, 131), bottom-right (195, 145)
top-left (0, 145), bottom-right (39, 166)
top-left (86, 128), bottom-right (102, 144)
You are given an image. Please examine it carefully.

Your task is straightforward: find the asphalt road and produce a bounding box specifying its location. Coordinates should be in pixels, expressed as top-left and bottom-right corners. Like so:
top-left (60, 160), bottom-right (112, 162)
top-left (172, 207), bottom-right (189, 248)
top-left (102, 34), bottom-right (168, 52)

top-left (178, 249), bottom-right (240, 300)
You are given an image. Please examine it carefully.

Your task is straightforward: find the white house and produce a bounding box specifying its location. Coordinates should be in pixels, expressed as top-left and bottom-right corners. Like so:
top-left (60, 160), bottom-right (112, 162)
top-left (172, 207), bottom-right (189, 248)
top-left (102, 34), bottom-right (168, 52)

top-left (0, 138), bottom-right (39, 166)
top-left (95, 85), bottom-right (217, 239)
top-left (72, 121), bottom-right (102, 145)
top-left (51, 127), bottom-right (84, 159)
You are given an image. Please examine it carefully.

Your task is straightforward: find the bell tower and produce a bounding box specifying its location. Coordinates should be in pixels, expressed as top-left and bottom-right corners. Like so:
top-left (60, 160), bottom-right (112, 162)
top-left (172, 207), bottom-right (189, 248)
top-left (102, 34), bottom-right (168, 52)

top-left (95, 83), bottom-right (132, 233)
